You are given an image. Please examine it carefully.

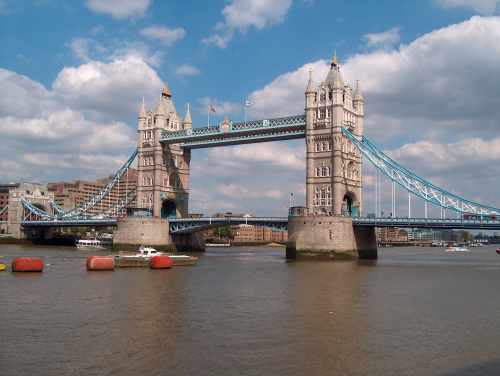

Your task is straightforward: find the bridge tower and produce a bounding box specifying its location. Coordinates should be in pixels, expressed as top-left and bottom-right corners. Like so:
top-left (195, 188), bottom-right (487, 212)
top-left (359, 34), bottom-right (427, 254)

top-left (136, 85), bottom-right (191, 219)
top-left (305, 52), bottom-right (364, 216)
top-left (114, 85), bottom-right (200, 251)
top-left (287, 53), bottom-right (376, 260)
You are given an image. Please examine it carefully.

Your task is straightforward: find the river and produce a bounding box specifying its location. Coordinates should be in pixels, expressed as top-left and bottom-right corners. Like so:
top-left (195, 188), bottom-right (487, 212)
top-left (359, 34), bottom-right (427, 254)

top-left (1, 244), bottom-right (500, 375)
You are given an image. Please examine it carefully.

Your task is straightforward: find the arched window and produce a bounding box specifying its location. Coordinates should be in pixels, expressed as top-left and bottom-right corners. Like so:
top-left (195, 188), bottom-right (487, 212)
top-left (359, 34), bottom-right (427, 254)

top-left (316, 167), bottom-right (321, 177)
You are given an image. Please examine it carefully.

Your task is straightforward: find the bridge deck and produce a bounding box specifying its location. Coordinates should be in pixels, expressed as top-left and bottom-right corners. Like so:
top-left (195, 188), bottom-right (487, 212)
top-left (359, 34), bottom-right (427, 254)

top-left (19, 217), bottom-right (500, 231)
top-left (160, 115), bottom-right (306, 149)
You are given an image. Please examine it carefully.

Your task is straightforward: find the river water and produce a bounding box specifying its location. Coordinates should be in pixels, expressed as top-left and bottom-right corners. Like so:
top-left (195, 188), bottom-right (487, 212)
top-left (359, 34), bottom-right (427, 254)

top-left (2, 244), bottom-right (500, 376)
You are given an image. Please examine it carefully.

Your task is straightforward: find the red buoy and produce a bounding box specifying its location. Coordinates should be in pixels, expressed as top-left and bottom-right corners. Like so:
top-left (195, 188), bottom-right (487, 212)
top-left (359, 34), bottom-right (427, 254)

top-left (86, 256), bottom-right (115, 271)
top-left (12, 257), bottom-right (44, 272)
top-left (150, 255), bottom-right (173, 269)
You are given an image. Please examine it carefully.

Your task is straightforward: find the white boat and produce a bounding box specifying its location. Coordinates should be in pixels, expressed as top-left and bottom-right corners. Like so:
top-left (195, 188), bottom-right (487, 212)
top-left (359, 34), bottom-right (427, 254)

top-left (119, 246), bottom-right (163, 258)
top-left (206, 242), bottom-right (231, 247)
top-left (76, 238), bottom-right (112, 250)
top-left (118, 246), bottom-right (198, 265)
top-left (445, 246), bottom-right (469, 252)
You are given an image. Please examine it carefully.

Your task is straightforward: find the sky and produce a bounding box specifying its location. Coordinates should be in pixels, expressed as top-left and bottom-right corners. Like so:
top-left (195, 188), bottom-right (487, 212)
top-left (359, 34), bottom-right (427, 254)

top-left (1, 0), bottom-right (500, 217)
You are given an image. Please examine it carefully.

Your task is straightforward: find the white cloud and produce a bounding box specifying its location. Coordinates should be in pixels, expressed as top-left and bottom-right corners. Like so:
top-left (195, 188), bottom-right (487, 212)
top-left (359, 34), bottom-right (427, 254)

top-left (140, 25), bottom-right (186, 46)
top-left (246, 16), bottom-right (500, 142)
top-left (176, 64), bottom-right (200, 77)
top-left (209, 142), bottom-right (305, 171)
top-left (0, 54), bottom-right (161, 182)
top-left (363, 27), bottom-right (401, 49)
top-left (86, 0), bottom-right (151, 19)
top-left (69, 37), bottom-right (163, 68)
top-left (69, 38), bottom-right (107, 62)
top-left (53, 56), bottom-right (163, 120)
top-left (435, 0), bottom-right (499, 15)
top-left (204, 0), bottom-right (293, 48)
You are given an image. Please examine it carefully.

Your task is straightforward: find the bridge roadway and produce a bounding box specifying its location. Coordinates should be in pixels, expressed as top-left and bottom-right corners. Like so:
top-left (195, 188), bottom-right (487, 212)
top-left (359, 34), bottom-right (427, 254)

top-left (160, 115), bottom-right (306, 149)
top-left (21, 217), bottom-right (500, 232)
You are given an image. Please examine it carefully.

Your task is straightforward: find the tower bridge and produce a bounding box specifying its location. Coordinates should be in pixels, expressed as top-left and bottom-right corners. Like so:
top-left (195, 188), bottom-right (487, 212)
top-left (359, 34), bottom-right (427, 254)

top-left (11, 53), bottom-right (500, 259)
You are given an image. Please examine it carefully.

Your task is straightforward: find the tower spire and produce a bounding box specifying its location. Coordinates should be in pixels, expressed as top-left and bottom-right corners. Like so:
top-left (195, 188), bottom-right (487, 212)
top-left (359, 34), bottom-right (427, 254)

top-left (306, 68), bottom-right (315, 93)
top-left (183, 103), bottom-right (192, 128)
top-left (139, 96), bottom-right (146, 118)
top-left (162, 83), bottom-right (171, 98)
top-left (331, 50), bottom-right (338, 67)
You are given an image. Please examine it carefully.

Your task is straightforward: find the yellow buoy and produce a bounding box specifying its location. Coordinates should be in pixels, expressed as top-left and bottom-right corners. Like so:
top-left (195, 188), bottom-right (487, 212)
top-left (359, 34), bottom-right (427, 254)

top-left (0, 263), bottom-right (6, 272)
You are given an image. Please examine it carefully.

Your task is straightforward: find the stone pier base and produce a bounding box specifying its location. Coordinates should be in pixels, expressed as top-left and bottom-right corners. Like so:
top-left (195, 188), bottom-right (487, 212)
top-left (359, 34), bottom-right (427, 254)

top-left (286, 215), bottom-right (377, 260)
top-left (113, 217), bottom-right (205, 252)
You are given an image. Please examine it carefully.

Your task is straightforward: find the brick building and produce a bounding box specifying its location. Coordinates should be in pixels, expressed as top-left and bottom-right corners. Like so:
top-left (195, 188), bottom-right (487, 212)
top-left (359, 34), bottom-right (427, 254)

top-left (377, 227), bottom-right (408, 243)
top-left (232, 224), bottom-right (288, 243)
top-left (47, 168), bottom-right (138, 217)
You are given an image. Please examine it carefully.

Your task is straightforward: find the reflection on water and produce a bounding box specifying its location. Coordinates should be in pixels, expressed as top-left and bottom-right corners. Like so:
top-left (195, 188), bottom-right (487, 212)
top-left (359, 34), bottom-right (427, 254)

top-left (2, 244), bottom-right (500, 375)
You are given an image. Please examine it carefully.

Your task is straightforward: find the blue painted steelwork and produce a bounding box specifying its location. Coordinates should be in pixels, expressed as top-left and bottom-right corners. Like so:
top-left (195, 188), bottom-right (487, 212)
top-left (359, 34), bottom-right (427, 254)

top-left (59, 149), bottom-right (138, 219)
top-left (49, 200), bottom-right (67, 216)
top-left (20, 150), bottom-right (138, 221)
top-left (353, 217), bottom-right (500, 230)
top-left (342, 128), bottom-right (500, 216)
top-left (0, 205), bottom-right (7, 217)
top-left (160, 115), bottom-right (305, 149)
top-left (170, 215), bottom-right (500, 234)
top-left (169, 217), bottom-right (288, 234)
top-left (22, 219), bottom-right (117, 227)
top-left (20, 197), bottom-right (53, 220)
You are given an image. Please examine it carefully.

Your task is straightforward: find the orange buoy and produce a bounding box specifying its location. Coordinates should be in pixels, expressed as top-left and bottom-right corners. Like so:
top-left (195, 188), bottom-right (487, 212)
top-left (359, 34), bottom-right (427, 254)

top-left (12, 257), bottom-right (44, 272)
top-left (86, 256), bottom-right (115, 271)
top-left (150, 255), bottom-right (173, 269)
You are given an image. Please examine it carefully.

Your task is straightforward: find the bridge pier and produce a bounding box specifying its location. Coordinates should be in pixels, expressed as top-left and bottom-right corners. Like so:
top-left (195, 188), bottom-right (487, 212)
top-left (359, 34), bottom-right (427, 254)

top-left (286, 215), bottom-right (377, 260)
top-left (113, 217), bottom-right (205, 252)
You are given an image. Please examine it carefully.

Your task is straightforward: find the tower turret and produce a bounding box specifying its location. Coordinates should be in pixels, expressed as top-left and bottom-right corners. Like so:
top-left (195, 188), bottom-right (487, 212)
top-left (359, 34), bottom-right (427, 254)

top-left (183, 103), bottom-right (192, 129)
top-left (138, 97), bottom-right (147, 130)
top-left (353, 80), bottom-right (364, 115)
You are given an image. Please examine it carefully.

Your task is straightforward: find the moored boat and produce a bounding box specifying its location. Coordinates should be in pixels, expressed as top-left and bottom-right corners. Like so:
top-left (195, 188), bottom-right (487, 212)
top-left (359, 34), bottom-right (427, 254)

top-left (445, 246), bottom-right (469, 252)
top-left (116, 246), bottom-right (198, 267)
top-left (76, 238), bottom-right (112, 250)
top-left (0, 263), bottom-right (6, 271)
top-left (496, 248), bottom-right (500, 255)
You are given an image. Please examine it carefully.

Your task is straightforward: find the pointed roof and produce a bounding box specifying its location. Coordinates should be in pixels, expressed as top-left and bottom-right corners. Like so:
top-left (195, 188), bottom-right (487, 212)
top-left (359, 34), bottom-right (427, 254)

top-left (138, 97), bottom-right (146, 118)
top-left (183, 103), bottom-right (192, 125)
top-left (324, 50), bottom-right (344, 89)
top-left (354, 80), bottom-right (364, 101)
top-left (331, 50), bottom-right (338, 67)
top-left (155, 97), bottom-right (167, 116)
top-left (162, 83), bottom-right (171, 98)
top-left (306, 69), bottom-right (315, 93)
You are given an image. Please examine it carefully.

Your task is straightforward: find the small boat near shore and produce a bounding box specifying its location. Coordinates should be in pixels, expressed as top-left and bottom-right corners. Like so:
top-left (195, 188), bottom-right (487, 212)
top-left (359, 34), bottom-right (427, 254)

top-left (0, 263), bottom-right (6, 271)
top-left (445, 246), bottom-right (469, 253)
top-left (116, 246), bottom-right (198, 267)
top-left (496, 248), bottom-right (500, 255)
top-left (206, 242), bottom-right (231, 247)
top-left (76, 237), bottom-right (112, 250)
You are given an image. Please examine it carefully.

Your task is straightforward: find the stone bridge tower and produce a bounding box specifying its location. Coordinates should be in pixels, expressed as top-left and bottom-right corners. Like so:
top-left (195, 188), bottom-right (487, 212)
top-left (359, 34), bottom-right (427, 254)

top-left (136, 85), bottom-right (191, 219)
top-left (287, 53), bottom-right (376, 260)
top-left (305, 52), bottom-right (364, 217)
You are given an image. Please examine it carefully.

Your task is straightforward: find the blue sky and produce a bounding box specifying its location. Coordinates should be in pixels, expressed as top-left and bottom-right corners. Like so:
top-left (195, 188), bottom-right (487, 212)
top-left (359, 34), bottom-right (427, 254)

top-left (1, 0), bottom-right (500, 217)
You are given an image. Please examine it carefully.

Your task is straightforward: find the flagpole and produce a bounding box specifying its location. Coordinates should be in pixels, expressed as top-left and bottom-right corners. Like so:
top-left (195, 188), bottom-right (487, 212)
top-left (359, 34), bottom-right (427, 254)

top-left (207, 106), bottom-right (210, 127)
top-left (244, 100), bottom-right (247, 125)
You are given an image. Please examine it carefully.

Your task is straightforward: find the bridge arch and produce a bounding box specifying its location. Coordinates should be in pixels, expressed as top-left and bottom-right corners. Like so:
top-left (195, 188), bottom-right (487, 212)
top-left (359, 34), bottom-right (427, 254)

top-left (161, 199), bottom-right (177, 219)
top-left (342, 191), bottom-right (359, 217)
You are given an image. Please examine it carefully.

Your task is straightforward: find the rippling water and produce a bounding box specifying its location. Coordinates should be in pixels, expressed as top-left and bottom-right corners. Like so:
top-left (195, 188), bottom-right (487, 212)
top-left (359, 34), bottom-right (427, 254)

top-left (2, 244), bottom-right (500, 375)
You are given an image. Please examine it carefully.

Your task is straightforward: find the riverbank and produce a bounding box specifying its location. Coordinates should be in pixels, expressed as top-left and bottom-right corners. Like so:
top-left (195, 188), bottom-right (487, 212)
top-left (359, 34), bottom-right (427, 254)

top-left (0, 237), bottom-right (32, 245)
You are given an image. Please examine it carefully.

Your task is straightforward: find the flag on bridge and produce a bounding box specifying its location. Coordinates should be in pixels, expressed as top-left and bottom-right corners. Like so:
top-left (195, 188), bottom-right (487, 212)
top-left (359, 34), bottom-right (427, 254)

top-left (208, 104), bottom-right (216, 113)
top-left (245, 99), bottom-right (253, 107)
